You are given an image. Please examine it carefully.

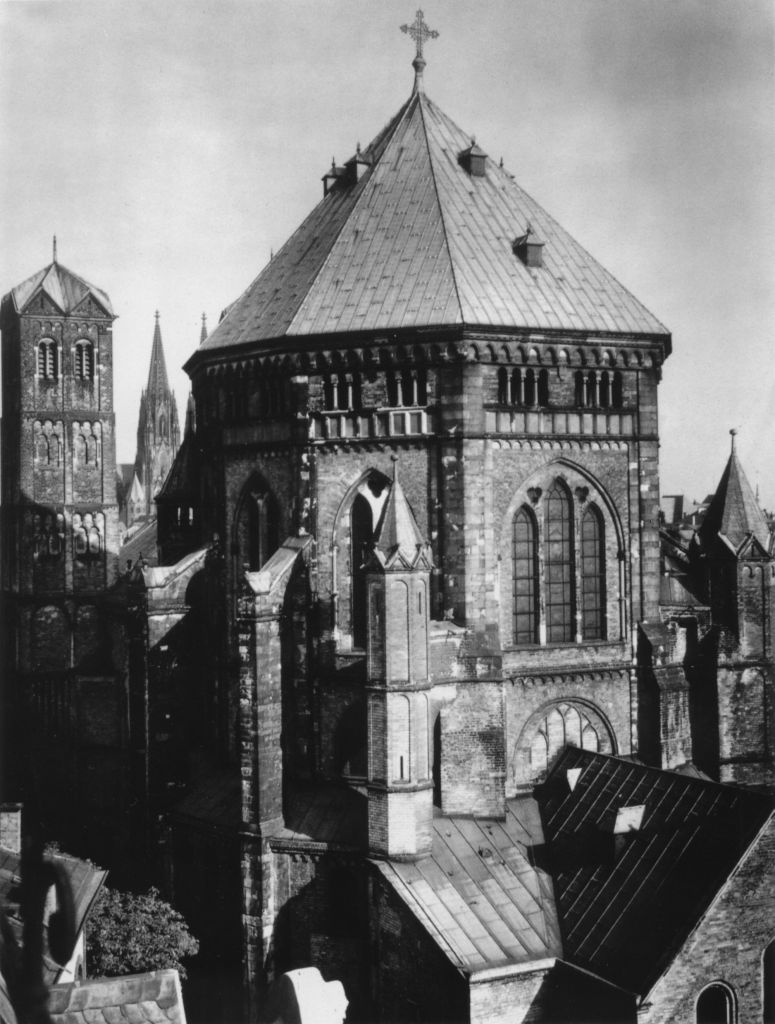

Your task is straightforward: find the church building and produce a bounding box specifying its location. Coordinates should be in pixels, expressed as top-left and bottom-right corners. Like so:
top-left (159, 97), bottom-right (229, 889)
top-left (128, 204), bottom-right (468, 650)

top-left (1, 13), bottom-right (774, 1024)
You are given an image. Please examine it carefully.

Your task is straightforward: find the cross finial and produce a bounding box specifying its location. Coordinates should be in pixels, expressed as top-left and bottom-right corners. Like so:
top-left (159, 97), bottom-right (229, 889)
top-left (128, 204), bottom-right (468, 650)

top-left (52, 235), bottom-right (57, 263)
top-left (401, 10), bottom-right (439, 92)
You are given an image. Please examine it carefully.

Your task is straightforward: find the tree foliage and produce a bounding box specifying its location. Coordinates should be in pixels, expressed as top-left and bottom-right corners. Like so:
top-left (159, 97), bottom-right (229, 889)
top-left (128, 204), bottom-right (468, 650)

top-left (86, 886), bottom-right (199, 979)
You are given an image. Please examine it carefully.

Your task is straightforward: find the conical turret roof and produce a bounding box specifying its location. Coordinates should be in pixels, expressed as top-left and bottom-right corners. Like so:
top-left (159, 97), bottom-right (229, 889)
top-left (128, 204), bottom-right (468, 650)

top-left (699, 435), bottom-right (771, 554)
top-left (191, 85), bottom-right (668, 364)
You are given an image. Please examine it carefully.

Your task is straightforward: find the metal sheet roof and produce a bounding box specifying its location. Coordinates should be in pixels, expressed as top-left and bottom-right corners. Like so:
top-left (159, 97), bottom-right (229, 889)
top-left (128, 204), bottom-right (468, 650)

top-left (539, 748), bottom-right (773, 995)
top-left (195, 89), bottom-right (668, 361)
top-left (375, 799), bottom-right (560, 975)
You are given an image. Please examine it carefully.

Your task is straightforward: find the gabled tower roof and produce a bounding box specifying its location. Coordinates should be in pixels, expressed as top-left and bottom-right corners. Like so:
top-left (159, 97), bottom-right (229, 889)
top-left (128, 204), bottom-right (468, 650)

top-left (699, 432), bottom-right (771, 554)
top-left (190, 70), bottom-right (669, 365)
top-left (3, 259), bottom-right (113, 317)
top-left (146, 311), bottom-right (171, 396)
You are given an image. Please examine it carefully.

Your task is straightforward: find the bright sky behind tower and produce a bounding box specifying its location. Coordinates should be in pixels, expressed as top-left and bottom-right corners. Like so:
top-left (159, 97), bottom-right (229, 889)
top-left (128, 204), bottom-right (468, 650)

top-left (1, 1), bottom-right (773, 507)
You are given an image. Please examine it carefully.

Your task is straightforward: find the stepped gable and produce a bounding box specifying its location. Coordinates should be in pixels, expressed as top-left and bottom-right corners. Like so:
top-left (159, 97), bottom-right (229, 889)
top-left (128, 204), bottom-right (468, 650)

top-left (3, 259), bottom-right (113, 317)
top-left (698, 434), bottom-right (771, 554)
top-left (191, 82), bottom-right (668, 363)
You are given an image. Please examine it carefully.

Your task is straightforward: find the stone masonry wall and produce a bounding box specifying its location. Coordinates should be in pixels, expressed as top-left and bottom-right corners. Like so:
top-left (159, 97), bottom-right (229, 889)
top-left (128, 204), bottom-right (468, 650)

top-left (639, 812), bottom-right (775, 1024)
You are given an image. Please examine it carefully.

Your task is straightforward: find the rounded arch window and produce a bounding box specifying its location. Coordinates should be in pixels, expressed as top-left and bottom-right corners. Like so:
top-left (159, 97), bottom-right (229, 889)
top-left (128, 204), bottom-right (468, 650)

top-left (74, 339), bottom-right (94, 380)
top-left (37, 338), bottom-right (59, 380)
top-left (696, 983), bottom-right (736, 1024)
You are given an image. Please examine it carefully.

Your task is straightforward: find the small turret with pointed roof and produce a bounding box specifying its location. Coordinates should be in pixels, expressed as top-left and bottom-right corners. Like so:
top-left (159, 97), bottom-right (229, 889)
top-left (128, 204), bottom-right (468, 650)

top-left (699, 430), bottom-right (772, 556)
top-left (365, 457), bottom-right (433, 860)
top-left (368, 458), bottom-right (431, 572)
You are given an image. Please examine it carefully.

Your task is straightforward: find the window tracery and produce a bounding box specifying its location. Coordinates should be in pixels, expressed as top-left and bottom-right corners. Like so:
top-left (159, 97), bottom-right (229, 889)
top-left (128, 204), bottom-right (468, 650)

top-left (525, 701), bottom-right (609, 779)
top-left (508, 473), bottom-right (616, 646)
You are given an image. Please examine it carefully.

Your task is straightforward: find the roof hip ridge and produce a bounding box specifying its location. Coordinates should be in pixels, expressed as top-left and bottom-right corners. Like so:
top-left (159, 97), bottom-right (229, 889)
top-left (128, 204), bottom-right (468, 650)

top-left (417, 92), bottom-right (465, 326)
top-left (286, 92), bottom-right (421, 336)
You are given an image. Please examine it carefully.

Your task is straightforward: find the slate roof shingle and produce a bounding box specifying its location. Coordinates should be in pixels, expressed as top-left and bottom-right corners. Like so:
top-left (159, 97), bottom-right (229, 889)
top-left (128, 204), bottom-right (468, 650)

top-left (49, 969), bottom-right (186, 1024)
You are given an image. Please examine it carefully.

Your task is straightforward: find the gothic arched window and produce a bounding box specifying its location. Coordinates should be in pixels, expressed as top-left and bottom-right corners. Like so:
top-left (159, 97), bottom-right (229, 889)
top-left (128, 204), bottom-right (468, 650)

top-left (37, 339), bottom-right (58, 380)
top-left (545, 482), bottom-right (575, 643)
top-left (575, 370), bottom-right (585, 407)
top-left (513, 506), bottom-right (538, 645)
top-left (247, 492), bottom-right (276, 571)
top-left (696, 983), bottom-right (735, 1024)
top-left (351, 493), bottom-right (374, 649)
top-left (74, 340), bottom-right (94, 380)
top-left (581, 505), bottom-right (606, 640)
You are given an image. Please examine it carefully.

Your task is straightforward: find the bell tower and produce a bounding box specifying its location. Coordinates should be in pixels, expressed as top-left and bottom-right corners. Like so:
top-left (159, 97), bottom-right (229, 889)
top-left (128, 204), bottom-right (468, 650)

top-left (1, 246), bottom-right (121, 844)
top-left (365, 459), bottom-right (433, 859)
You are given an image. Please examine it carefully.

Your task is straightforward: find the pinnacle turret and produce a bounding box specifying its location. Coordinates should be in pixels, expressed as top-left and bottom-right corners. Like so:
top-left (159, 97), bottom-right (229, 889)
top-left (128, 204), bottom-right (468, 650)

top-left (699, 431), bottom-right (771, 553)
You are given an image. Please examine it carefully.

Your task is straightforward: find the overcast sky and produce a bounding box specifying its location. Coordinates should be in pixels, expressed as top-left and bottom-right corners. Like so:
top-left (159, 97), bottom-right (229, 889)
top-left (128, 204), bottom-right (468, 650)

top-left (2, 0), bottom-right (773, 507)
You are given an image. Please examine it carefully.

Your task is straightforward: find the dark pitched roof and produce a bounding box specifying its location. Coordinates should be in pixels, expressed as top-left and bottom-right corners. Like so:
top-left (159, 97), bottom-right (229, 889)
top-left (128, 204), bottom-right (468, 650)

top-left (538, 748), bottom-right (772, 994)
top-left (156, 434), bottom-right (197, 503)
top-left (190, 88), bottom-right (668, 364)
top-left (376, 798), bottom-right (560, 975)
top-left (2, 261), bottom-right (113, 317)
top-left (49, 969), bottom-right (186, 1024)
top-left (699, 442), bottom-right (771, 554)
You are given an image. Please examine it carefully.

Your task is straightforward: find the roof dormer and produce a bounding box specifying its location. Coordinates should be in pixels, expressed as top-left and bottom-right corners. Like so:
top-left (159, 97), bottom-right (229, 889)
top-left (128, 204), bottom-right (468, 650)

top-left (458, 139), bottom-right (487, 177)
top-left (513, 224), bottom-right (545, 269)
